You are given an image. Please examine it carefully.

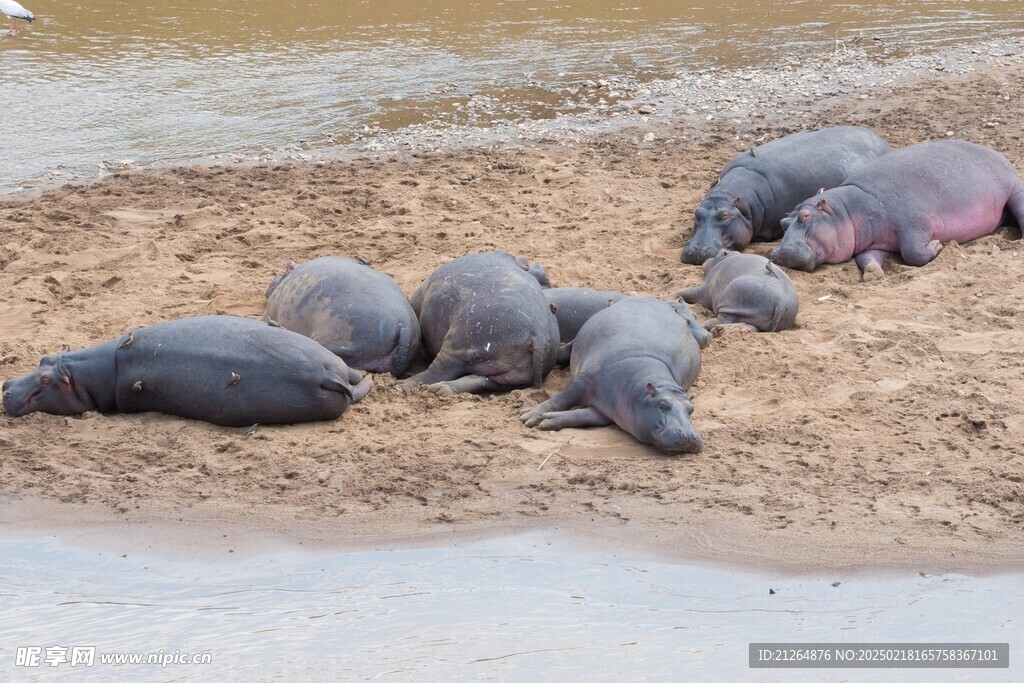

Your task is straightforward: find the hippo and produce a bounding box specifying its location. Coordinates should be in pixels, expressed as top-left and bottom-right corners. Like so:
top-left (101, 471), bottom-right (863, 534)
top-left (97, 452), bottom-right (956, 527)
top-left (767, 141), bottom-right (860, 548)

top-left (2, 316), bottom-right (372, 427)
top-left (671, 250), bottom-right (799, 332)
top-left (400, 251), bottom-right (559, 394)
top-left (681, 126), bottom-right (893, 264)
top-left (769, 140), bottom-right (1024, 280)
top-left (520, 297), bottom-right (710, 453)
top-left (263, 256), bottom-right (420, 376)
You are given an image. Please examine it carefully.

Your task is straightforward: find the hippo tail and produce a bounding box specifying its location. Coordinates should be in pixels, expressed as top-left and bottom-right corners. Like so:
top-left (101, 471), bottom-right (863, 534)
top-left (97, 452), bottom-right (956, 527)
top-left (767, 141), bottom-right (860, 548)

top-left (390, 322), bottom-right (416, 376)
top-left (769, 303), bottom-right (783, 333)
top-left (531, 337), bottom-right (545, 388)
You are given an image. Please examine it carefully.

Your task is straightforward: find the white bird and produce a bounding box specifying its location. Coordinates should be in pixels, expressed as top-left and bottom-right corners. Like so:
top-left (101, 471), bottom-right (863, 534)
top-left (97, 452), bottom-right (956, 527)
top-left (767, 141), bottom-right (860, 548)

top-left (0, 0), bottom-right (34, 32)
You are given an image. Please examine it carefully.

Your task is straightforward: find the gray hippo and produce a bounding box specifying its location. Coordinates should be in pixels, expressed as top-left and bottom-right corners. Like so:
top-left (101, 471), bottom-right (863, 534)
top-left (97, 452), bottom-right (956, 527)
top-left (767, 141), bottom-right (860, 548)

top-left (400, 251), bottom-right (560, 394)
top-left (671, 250), bottom-right (799, 332)
top-left (769, 140), bottom-right (1024, 280)
top-left (520, 297), bottom-right (709, 453)
top-left (2, 316), bottom-right (372, 427)
top-left (681, 126), bottom-right (893, 264)
top-left (263, 256), bottom-right (420, 376)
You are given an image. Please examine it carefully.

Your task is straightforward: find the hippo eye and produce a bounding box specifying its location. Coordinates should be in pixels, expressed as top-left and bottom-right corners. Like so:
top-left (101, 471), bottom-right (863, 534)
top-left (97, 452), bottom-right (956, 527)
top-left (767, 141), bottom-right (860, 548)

top-left (39, 376), bottom-right (52, 387)
top-left (658, 401), bottom-right (671, 413)
top-left (718, 210), bottom-right (731, 221)
top-left (798, 210), bottom-right (811, 223)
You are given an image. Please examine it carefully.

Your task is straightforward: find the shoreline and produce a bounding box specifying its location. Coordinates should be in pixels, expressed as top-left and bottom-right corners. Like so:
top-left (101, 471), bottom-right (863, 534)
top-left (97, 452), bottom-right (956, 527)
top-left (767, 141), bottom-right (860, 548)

top-left (3, 494), bottom-right (1021, 577)
top-left (4, 36), bottom-right (1024, 196)
top-left (2, 52), bottom-right (1024, 577)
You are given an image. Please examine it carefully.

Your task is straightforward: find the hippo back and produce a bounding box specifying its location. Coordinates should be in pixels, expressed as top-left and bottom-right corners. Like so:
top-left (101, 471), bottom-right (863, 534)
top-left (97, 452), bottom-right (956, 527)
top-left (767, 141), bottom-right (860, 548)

top-left (722, 126), bottom-right (893, 229)
top-left (114, 316), bottom-right (354, 427)
top-left (263, 256), bottom-right (420, 375)
top-left (544, 287), bottom-right (630, 343)
top-left (571, 297), bottom-right (702, 388)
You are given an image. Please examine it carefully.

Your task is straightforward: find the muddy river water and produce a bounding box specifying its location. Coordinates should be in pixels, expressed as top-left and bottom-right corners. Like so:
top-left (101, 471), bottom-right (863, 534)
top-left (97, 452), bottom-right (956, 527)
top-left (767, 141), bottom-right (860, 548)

top-left (3, 0), bottom-right (1024, 190)
top-left (0, 530), bottom-right (1020, 680)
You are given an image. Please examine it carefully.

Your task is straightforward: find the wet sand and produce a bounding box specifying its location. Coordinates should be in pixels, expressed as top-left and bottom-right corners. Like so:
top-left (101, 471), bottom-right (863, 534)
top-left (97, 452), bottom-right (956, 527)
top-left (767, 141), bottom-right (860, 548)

top-left (2, 53), bottom-right (1024, 574)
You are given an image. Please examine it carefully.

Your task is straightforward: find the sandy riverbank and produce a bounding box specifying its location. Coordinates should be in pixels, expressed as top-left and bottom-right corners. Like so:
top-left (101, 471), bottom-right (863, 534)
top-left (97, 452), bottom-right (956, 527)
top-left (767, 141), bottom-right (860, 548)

top-left (1, 57), bottom-right (1023, 574)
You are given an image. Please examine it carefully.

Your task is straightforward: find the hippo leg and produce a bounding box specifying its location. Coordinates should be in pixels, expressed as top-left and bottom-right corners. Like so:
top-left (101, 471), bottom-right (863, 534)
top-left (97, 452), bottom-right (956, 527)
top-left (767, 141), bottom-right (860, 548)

top-left (1008, 188), bottom-right (1024, 229)
top-left (855, 250), bottom-right (888, 281)
top-left (708, 309), bottom-right (765, 333)
top-left (671, 286), bottom-right (706, 307)
top-left (898, 226), bottom-right (944, 267)
top-left (521, 381), bottom-right (586, 427)
top-left (426, 375), bottom-right (507, 396)
top-left (532, 407), bottom-right (613, 430)
top-left (397, 352), bottom-right (466, 388)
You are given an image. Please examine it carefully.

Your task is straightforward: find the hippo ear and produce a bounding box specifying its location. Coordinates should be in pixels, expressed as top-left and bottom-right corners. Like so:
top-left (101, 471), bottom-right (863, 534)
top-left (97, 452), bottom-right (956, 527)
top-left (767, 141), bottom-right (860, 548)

top-left (817, 187), bottom-right (825, 194)
top-left (645, 382), bottom-right (656, 397)
top-left (815, 198), bottom-right (831, 214)
top-left (732, 196), bottom-right (751, 220)
top-left (60, 344), bottom-right (71, 353)
top-left (548, 303), bottom-right (558, 314)
top-left (284, 258), bottom-right (298, 272)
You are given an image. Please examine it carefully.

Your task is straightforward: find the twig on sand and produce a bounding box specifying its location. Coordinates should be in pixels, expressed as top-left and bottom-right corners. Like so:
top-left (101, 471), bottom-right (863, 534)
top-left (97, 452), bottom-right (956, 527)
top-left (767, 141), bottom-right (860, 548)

top-left (539, 438), bottom-right (573, 470)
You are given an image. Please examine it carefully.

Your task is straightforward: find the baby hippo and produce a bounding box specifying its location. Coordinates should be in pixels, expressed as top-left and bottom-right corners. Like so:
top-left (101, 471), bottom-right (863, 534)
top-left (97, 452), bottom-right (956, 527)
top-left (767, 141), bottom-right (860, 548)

top-left (401, 251), bottom-right (560, 394)
top-left (2, 316), bottom-right (371, 427)
top-left (264, 256), bottom-right (420, 376)
top-left (521, 297), bottom-right (710, 454)
top-left (672, 250), bottom-right (799, 332)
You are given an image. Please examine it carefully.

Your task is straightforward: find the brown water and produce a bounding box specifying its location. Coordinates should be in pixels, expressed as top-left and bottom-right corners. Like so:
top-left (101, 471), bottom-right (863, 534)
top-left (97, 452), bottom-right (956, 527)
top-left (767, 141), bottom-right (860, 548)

top-left (1, 1), bottom-right (1023, 189)
top-left (0, 530), bottom-right (1020, 680)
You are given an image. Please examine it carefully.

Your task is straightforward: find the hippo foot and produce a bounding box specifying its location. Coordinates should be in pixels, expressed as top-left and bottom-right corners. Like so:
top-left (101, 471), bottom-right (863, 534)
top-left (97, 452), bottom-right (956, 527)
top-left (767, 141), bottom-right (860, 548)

top-left (521, 406), bottom-right (547, 428)
top-left (425, 382), bottom-right (457, 396)
top-left (709, 322), bottom-right (759, 333)
top-left (928, 239), bottom-right (943, 256)
top-left (861, 261), bottom-right (885, 282)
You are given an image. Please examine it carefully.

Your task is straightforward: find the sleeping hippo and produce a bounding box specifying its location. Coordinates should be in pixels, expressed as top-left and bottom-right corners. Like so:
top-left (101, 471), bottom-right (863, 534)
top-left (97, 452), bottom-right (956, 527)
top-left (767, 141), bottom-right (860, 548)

top-left (672, 250), bottom-right (799, 332)
top-left (520, 297), bottom-right (710, 453)
top-left (681, 126), bottom-right (892, 264)
top-left (263, 256), bottom-right (420, 376)
top-left (2, 316), bottom-right (372, 427)
top-left (400, 251), bottom-right (559, 394)
top-left (769, 140), bottom-right (1024, 280)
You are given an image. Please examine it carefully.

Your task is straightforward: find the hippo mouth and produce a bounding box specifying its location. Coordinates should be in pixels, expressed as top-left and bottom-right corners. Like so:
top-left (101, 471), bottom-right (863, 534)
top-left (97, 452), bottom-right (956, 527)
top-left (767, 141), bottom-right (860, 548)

top-left (681, 238), bottom-right (728, 266)
top-left (1, 392), bottom-right (30, 417)
top-left (655, 426), bottom-right (703, 453)
top-left (769, 244), bottom-right (821, 271)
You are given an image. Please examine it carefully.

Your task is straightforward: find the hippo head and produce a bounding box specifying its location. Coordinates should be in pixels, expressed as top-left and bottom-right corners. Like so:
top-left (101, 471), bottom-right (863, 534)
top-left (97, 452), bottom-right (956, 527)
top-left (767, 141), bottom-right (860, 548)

top-left (513, 255), bottom-right (551, 288)
top-left (636, 383), bottom-right (703, 453)
top-left (681, 195), bottom-right (753, 265)
top-left (2, 347), bottom-right (93, 418)
top-left (265, 258), bottom-right (300, 299)
top-left (770, 197), bottom-right (854, 271)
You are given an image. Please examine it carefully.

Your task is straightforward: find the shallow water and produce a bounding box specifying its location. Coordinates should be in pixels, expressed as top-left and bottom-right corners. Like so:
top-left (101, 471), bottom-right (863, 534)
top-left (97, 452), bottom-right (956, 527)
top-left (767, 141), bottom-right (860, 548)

top-left (2, 0), bottom-right (1024, 191)
top-left (0, 530), bottom-right (1020, 680)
